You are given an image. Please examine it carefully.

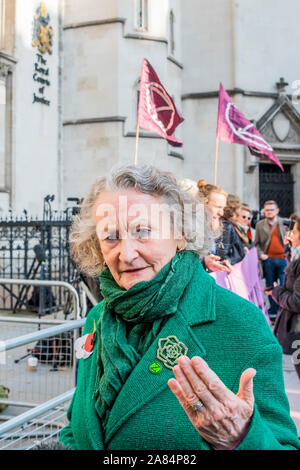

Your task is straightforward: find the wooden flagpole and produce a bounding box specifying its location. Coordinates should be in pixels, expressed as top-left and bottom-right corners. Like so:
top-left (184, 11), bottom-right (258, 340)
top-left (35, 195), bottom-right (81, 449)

top-left (134, 121), bottom-right (140, 166)
top-left (214, 136), bottom-right (219, 185)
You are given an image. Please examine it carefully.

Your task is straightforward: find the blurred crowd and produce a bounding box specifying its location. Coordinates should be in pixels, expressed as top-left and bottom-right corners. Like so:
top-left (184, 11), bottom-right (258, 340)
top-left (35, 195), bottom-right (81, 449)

top-left (181, 178), bottom-right (300, 381)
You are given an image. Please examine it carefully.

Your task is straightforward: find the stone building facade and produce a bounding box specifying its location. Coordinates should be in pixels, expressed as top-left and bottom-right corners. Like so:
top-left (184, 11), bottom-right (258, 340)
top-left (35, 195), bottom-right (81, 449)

top-left (0, 0), bottom-right (61, 215)
top-left (1, 0), bottom-right (300, 216)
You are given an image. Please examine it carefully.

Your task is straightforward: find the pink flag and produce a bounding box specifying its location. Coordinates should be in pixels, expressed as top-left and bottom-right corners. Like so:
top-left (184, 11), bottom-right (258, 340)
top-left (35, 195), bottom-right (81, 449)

top-left (137, 58), bottom-right (184, 147)
top-left (216, 83), bottom-right (283, 171)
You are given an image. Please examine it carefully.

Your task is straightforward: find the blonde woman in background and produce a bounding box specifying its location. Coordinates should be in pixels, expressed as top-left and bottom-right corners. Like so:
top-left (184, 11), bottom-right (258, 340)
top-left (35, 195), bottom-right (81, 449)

top-left (224, 198), bottom-right (253, 254)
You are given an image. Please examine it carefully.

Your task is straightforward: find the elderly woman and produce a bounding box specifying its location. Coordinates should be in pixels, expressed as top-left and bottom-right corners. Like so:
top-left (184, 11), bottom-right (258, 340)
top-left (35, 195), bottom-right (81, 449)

top-left (59, 165), bottom-right (300, 451)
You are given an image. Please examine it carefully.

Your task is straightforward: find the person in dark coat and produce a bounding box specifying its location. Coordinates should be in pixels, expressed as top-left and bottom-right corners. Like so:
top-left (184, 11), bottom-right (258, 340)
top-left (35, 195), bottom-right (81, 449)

top-left (216, 195), bottom-right (245, 266)
top-left (215, 218), bottom-right (245, 265)
top-left (255, 200), bottom-right (287, 321)
top-left (235, 205), bottom-right (255, 250)
top-left (266, 216), bottom-right (300, 380)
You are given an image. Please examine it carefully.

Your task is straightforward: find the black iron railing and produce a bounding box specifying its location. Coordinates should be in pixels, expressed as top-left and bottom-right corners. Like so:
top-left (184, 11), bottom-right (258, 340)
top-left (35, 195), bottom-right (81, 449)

top-left (0, 196), bottom-right (79, 315)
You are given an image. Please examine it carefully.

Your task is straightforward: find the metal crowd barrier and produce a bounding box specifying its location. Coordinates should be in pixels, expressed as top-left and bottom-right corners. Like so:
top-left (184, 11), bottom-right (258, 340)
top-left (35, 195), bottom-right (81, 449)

top-left (1, 318), bottom-right (86, 352)
top-left (0, 315), bottom-right (86, 450)
top-left (0, 279), bottom-right (81, 320)
top-left (0, 316), bottom-right (85, 408)
top-left (0, 278), bottom-right (86, 435)
top-left (0, 389), bottom-right (75, 450)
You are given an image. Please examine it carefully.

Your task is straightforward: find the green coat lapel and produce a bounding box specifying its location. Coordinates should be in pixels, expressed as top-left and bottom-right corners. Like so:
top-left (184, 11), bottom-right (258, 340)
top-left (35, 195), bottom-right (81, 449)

top-left (104, 265), bottom-right (216, 446)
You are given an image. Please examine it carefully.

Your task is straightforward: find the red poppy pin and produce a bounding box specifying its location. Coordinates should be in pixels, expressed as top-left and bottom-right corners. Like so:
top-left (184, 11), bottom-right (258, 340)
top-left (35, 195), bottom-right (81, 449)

top-left (74, 319), bottom-right (96, 359)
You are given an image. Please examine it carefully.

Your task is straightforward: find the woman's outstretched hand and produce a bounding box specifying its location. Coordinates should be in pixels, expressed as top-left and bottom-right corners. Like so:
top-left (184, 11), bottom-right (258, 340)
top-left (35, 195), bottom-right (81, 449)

top-left (204, 255), bottom-right (232, 273)
top-left (168, 356), bottom-right (256, 450)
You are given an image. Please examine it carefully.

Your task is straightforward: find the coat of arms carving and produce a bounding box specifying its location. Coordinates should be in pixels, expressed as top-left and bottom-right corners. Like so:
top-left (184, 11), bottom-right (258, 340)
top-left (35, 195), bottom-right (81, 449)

top-left (32, 2), bottom-right (53, 55)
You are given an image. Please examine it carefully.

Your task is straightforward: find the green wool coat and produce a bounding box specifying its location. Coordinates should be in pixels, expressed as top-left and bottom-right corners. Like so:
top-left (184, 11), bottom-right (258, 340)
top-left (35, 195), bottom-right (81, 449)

top-left (59, 262), bottom-right (300, 450)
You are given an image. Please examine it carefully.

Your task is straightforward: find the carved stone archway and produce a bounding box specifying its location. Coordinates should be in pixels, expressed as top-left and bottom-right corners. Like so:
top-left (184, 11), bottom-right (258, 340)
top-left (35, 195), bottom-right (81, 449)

top-left (246, 78), bottom-right (300, 216)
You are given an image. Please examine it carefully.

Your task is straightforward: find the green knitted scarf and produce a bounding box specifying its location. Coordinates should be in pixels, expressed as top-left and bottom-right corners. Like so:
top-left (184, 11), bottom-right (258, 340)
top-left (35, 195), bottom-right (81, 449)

top-left (93, 250), bottom-right (199, 434)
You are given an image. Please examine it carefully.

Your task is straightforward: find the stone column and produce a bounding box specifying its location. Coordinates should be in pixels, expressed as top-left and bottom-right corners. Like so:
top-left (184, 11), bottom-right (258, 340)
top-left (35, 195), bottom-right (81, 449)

top-left (0, 0), bottom-right (15, 211)
top-left (0, 0), bottom-right (15, 55)
top-left (0, 61), bottom-right (12, 211)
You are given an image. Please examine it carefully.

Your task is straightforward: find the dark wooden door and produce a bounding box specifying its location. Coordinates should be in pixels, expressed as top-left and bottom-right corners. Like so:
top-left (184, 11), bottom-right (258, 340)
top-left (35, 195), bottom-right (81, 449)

top-left (259, 163), bottom-right (294, 218)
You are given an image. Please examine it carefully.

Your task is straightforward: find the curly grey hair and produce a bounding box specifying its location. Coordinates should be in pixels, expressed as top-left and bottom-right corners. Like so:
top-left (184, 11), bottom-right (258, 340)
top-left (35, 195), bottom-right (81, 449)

top-left (69, 165), bottom-right (210, 276)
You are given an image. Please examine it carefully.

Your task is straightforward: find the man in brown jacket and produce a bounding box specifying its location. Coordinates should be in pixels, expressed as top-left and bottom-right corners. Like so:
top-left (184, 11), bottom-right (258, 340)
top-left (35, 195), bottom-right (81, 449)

top-left (255, 200), bottom-right (287, 321)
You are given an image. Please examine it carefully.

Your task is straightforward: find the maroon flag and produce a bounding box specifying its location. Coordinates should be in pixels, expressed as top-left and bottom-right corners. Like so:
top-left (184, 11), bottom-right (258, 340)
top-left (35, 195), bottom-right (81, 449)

top-left (137, 58), bottom-right (184, 147)
top-left (216, 83), bottom-right (283, 171)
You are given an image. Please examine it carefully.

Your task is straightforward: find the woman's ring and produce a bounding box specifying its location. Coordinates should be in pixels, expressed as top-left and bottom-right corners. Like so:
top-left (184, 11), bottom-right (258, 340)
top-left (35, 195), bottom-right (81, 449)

top-left (191, 400), bottom-right (204, 411)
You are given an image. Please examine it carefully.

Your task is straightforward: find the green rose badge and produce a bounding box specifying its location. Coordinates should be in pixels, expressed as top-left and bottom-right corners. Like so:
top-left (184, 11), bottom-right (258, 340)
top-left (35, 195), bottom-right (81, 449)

top-left (156, 335), bottom-right (188, 370)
